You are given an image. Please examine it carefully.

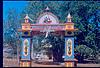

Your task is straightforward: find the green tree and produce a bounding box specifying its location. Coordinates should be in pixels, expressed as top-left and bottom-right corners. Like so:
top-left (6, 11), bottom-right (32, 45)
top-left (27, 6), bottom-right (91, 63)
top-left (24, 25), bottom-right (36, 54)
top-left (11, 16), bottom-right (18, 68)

top-left (3, 8), bottom-right (20, 56)
top-left (75, 45), bottom-right (93, 62)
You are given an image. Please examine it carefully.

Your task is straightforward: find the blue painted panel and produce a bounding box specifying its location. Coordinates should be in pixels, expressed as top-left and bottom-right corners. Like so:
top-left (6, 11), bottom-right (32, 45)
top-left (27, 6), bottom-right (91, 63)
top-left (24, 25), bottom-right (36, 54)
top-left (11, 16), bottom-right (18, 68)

top-left (21, 38), bottom-right (31, 60)
top-left (65, 37), bottom-right (74, 60)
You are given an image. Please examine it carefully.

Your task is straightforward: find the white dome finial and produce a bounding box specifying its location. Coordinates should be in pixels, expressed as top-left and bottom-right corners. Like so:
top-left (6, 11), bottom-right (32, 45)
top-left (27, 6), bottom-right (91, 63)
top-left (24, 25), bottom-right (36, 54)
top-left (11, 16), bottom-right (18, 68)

top-left (24, 14), bottom-right (29, 19)
top-left (67, 13), bottom-right (72, 22)
top-left (67, 13), bottom-right (72, 18)
top-left (24, 14), bottom-right (29, 23)
top-left (45, 6), bottom-right (50, 11)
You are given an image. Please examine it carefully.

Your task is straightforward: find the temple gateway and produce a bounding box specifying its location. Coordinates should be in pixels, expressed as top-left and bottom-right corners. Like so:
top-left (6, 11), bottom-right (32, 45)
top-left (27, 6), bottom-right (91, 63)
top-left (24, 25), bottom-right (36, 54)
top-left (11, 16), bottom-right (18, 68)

top-left (18, 7), bottom-right (78, 67)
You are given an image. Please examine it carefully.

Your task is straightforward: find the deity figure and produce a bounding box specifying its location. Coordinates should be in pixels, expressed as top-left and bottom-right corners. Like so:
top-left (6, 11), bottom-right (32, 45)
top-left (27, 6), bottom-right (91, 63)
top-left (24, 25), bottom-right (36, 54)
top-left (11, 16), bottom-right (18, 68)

top-left (68, 41), bottom-right (71, 55)
top-left (44, 17), bottom-right (52, 23)
top-left (24, 39), bottom-right (28, 56)
top-left (67, 39), bottom-right (72, 56)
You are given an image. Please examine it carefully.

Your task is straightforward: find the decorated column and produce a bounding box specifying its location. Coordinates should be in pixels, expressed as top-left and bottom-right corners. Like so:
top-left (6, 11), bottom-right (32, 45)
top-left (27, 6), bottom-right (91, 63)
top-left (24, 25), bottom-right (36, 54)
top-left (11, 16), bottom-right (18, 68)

top-left (64, 13), bottom-right (78, 67)
top-left (19, 14), bottom-right (32, 67)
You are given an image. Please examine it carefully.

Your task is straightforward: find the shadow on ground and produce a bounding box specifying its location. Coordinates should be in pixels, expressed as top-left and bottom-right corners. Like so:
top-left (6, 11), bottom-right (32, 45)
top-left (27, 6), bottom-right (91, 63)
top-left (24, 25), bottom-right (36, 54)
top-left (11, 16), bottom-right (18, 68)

top-left (34, 61), bottom-right (60, 65)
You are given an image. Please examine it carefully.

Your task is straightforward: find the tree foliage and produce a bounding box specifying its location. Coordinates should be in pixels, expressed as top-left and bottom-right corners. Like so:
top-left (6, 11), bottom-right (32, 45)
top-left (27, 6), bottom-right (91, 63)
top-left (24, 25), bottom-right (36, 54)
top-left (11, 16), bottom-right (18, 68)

top-left (3, 8), bottom-right (20, 55)
top-left (75, 45), bottom-right (93, 57)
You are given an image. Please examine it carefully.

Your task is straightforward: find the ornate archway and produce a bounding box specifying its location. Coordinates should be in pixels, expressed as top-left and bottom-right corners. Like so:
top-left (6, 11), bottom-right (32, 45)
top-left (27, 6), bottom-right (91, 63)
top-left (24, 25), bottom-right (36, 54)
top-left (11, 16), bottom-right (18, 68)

top-left (18, 7), bottom-right (78, 67)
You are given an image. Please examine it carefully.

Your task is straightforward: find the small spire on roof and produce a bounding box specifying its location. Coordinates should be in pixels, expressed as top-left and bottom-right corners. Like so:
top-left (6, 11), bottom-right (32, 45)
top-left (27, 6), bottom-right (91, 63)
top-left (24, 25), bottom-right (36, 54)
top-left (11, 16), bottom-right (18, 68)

top-left (67, 13), bottom-right (72, 22)
top-left (24, 14), bottom-right (29, 23)
top-left (24, 14), bottom-right (29, 19)
top-left (45, 6), bottom-right (50, 11)
top-left (67, 13), bottom-right (72, 19)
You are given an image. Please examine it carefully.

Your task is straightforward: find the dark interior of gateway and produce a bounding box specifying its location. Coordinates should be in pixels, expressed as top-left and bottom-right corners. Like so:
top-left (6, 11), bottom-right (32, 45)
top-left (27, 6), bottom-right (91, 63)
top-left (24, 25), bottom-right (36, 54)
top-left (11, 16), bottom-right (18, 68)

top-left (31, 31), bottom-right (65, 63)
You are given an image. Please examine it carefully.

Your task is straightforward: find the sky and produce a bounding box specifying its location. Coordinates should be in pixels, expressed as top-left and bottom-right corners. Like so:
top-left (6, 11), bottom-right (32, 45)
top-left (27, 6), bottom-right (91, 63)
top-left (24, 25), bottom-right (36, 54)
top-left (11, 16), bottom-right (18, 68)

top-left (3, 1), bottom-right (28, 20)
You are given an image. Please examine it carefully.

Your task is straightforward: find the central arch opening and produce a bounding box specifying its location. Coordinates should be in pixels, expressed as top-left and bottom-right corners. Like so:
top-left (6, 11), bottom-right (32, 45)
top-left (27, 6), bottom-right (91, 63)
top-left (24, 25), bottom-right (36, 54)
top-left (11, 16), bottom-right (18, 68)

top-left (31, 31), bottom-right (65, 63)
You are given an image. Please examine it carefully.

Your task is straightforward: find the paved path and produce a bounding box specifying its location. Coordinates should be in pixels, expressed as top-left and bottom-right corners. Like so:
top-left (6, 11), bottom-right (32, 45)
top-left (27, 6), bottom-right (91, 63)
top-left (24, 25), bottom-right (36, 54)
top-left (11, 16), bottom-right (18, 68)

top-left (77, 63), bottom-right (100, 67)
top-left (3, 58), bottom-right (100, 67)
top-left (3, 58), bottom-right (18, 67)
